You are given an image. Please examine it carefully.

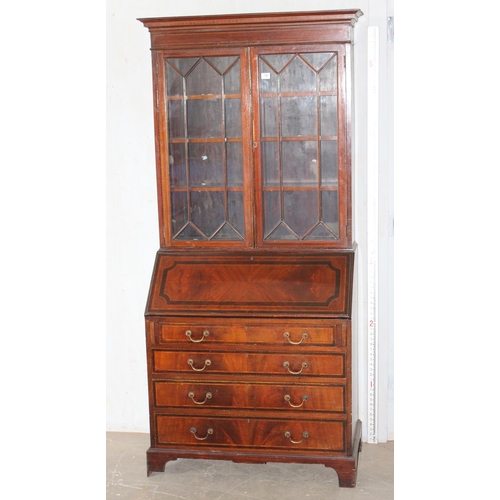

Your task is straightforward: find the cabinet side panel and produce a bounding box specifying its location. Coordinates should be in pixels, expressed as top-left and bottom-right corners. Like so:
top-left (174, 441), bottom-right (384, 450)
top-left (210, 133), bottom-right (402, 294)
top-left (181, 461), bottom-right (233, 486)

top-left (345, 321), bottom-right (353, 455)
top-left (150, 51), bottom-right (168, 247)
top-left (351, 247), bottom-right (360, 443)
top-left (145, 318), bottom-right (157, 447)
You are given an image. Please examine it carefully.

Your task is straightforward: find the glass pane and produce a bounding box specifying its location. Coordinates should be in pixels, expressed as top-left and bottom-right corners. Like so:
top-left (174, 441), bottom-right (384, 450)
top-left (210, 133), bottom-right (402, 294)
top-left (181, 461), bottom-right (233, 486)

top-left (188, 143), bottom-right (224, 187)
top-left (206, 56), bottom-right (238, 75)
top-left (283, 190), bottom-right (319, 238)
top-left (262, 141), bottom-right (279, 187)
top-left (267, 222), bottom-right (297, 240)
top-left (281, 57), bottom-right (316, 93)
top-left (281, 96), bottom-right (317, 137)
top-left (227, 142), bottom-right (243, 187)
top-left (225, 99), bottom-right (242, 138)
top-left (170, 190), bottom-right (188, 236)
top-left (320, 96), bottom-right (337, 137)
top-left (167, 58), bottom-right (199, 76)
top-left (227, 191), bottom-right (245, 236)
top-left (223, 60), bottom-right (241, 93)
top-left (301, 53), bottom-right (334, 72)
top-left (175, 223), bottom-right (204, 241)
top-left (261, 54), bottom-right (294, 73)
top-left (260, 97), bottom-right (278, 137)
top-left (212, 223), bottom-right (242, 240)
top-left (304, 223), bottom-right (337, 240)
top-left (185, 59), bottom-right (221, 95)
top-left (322, 190), bottom-right (339, 236)
top-left (259, 59), bottom-right (279, 93)
top-left (168, 143), bottom-right (186, 188)
top-left (167, 100), bottom-right (184, 139)
top-left (320, 141), bottom-right (338, 187)
top-left (263, 190), bottom-right (280, 238)
top-left (282, 141), bottom-right (318, 186)
top-left (190, 191), bottom-right (225, 238)
top-left (187, 99), bottom-right (222, 138)
top-left (319, 54), bottom-right (337, 93)
top-left (165, 62), bottom-right (184, 96)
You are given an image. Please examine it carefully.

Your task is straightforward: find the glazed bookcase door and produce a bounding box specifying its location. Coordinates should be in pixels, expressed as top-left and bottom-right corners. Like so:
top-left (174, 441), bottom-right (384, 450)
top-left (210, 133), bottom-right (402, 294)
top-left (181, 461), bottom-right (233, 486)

top-left (159, 49), bottom-right (253, 247)
top-left (252, 45), bottom-right (350, 248)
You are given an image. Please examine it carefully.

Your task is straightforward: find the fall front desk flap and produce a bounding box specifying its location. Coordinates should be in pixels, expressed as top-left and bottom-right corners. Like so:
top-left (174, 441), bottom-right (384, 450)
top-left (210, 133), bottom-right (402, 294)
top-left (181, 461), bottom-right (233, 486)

top-left (146, 251), bottom-right (354, 317)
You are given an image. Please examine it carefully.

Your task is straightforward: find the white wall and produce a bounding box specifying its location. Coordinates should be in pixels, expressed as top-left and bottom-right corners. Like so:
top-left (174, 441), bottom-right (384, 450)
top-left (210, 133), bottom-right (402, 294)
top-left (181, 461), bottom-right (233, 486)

top-left (106, 0), bottom-right (394, 441)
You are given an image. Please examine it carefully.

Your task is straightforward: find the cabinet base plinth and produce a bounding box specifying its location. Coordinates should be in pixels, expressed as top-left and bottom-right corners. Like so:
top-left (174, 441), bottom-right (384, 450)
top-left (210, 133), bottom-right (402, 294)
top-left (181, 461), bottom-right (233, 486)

top-left (147, 420), bottom-right (362, 488)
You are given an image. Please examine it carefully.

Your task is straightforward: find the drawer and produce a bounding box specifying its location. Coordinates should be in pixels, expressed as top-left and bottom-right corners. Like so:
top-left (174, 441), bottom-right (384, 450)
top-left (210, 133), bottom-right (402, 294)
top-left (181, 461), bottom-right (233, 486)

top-left (154, 381), bottom-right (346, 412)
top-left (152, 350), bottom-right (345, 377)
top-left (156, 415), bottom-right (345, 452)
top-left (159, 321), bottom-right (341, 346)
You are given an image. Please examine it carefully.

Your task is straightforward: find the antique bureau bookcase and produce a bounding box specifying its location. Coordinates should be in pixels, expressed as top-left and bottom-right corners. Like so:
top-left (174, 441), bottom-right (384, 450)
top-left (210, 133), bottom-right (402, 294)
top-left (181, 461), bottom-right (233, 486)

top-left (139, 9), bottom-right (363, 488)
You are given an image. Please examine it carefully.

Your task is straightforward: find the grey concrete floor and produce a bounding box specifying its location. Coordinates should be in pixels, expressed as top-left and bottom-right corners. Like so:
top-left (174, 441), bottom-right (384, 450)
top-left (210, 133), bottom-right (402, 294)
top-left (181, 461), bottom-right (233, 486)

top-left (107, 432), bottom-right (393, 499)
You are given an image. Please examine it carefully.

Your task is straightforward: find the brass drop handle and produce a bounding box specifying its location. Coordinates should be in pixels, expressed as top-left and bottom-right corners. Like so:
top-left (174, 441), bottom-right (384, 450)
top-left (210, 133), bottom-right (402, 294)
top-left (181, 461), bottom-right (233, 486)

top-left (284, 430), bottom-right (309, 444)
top-left (188, 391), bottom-right (213, 405)
top-left (283, 332), bottom-right (308, 345)
top-left (284, 394), bottom-right (308, 408)
top-left (283, 361), bottom-right (308, 375)
top-left (187, 358), bottom-right (211, 371)
top-left (186, 329), bottom-right (210, 343)
top-left (190, 427), bottom-right (213, 441)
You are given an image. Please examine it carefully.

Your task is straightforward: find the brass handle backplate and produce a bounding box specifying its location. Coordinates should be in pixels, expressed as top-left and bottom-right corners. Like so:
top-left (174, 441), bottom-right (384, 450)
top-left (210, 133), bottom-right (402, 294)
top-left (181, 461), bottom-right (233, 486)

top-left (283, 332), bottom-right (308, 345)
top-left (188, 391), bottom-right (213, 405)
top-left (187, 359), bottom-right (211, 371)
top-left (186, 329), bottom-right (210, 343)
top-left (283, 361), bottom-right (308, 375)
top-left (284, 430), bottom-right (309, 444)
top-left (284, 394), bottom-right (308, 408)
top-left (190, 427), bottom-right (213, 441)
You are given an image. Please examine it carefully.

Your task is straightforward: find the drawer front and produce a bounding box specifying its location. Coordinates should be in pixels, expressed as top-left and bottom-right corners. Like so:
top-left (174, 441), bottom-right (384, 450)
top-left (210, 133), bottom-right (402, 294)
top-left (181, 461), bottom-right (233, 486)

top-left (154, 381), bottom-right (346, 412)
top-left (159, 321), bottom-right (339, 346)
top-left (152, 350), bottom-right (345, 377)
top-left (156, 415), bottom-right (345, 452)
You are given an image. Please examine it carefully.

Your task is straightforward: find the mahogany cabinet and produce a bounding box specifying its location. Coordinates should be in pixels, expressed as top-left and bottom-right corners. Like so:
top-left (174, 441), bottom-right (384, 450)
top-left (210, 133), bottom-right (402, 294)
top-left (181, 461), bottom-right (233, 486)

top-left (139, 9), bottom-right (363, 488)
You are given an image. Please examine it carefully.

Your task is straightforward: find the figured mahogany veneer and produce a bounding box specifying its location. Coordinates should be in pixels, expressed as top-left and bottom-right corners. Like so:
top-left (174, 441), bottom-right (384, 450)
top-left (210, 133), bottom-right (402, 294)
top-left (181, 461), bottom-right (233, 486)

top-left (156, 415), bottom-right (346, 451)
top-left (140, 9), bottom-right (363, 489)
top-left (154, 381), bottom-right (346, 412)
top-left (159, 321), bottom-right (340, 346)
top-left (152, 350), bottom-right (345, 377)
top-left (146, 251), bottom-right (354, 317)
